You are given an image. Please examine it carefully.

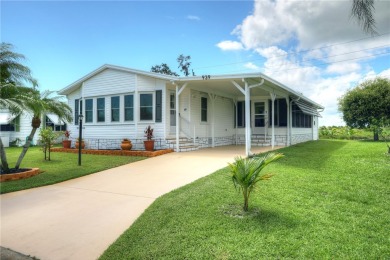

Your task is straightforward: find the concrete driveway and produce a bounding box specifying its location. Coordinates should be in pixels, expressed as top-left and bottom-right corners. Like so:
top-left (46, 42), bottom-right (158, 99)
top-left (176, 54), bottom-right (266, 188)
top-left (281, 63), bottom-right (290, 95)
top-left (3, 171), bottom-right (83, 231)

top-left (0, 146), bottom-right (278, 260)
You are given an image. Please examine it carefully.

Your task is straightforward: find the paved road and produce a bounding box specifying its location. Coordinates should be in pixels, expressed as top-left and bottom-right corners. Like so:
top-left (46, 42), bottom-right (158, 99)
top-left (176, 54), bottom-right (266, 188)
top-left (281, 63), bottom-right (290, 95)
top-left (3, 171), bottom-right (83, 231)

top-left (0, 146), bottom-right (277, 260)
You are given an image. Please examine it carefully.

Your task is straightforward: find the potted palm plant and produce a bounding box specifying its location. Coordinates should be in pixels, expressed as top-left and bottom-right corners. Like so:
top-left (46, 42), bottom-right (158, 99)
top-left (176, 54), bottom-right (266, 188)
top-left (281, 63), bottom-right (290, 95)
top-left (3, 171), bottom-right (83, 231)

top-left (144, 125), bottom-right (154, 151)
top-left (62, 130), bottom-right (71, 149)
top-left (120, 138), bottom-right (133, 150)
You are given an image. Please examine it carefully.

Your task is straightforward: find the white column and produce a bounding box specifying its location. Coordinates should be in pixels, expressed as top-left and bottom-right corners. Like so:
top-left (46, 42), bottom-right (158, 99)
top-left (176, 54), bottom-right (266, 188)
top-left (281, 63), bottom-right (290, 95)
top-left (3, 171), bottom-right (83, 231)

top-left (286, 97), bottom-right (290, 146)
top-left (245, 82), bottom-right (251, 156)
top-left (270, 92), bottom-right (276, 149)
top-left (233, 99), bottom-right (237, 145)
top-left (176, 85), bottom-right (180, 152)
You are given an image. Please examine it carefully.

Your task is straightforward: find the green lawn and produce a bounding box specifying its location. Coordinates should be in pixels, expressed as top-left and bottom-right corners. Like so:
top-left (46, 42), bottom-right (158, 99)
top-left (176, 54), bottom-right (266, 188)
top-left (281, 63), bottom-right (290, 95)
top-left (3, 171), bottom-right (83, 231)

top-left (101, 140), bottom-right (390, 259)
top-left (0, 146), bottom-right (146, 194)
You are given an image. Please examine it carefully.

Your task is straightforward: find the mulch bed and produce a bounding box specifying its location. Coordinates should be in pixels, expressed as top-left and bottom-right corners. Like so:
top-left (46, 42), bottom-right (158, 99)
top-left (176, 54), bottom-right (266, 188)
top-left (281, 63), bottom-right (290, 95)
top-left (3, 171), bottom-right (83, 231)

top-left (0, 168), bottom-right (41, 182)
top-left (50, 148), bottom-right (174, 157)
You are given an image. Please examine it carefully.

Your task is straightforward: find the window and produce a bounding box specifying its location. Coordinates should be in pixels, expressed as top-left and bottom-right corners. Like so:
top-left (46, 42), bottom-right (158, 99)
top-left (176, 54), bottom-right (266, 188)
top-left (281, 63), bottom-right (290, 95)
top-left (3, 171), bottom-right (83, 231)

top-left (0, 116), bottom-right (20, 132)
top-left (45, 116), bottom-right (66, 131)
top-left (140, 93), bottom-right (153, 121)
top-left (292, 104), bottom-right (312, 128)
top-left (124, 94), bottom-right (134, 121)
top-left (201, 97), bottom-right (207, 122)
top-left (254, 102), bottom-right (265, 127)
top-left (85, 99), bottom-right (93, 123)
top-left (236, 101), bottom-right (245, 128)
top-left (97, 98), bottom-right (105, 122)
top-left (269, 99), bottom-right (287, 127)
top-left (111, 96), bottom-right (120, 122)
top-left (74, 99), bottom-right (79, 125)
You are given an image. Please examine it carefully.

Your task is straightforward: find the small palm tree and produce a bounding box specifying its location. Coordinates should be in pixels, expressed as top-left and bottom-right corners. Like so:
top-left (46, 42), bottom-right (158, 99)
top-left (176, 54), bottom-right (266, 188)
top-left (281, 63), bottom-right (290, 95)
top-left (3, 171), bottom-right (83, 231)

top-left (229, 152), bottom-right (284, 212)
top-left (14, 90), bottom-right (72, 169)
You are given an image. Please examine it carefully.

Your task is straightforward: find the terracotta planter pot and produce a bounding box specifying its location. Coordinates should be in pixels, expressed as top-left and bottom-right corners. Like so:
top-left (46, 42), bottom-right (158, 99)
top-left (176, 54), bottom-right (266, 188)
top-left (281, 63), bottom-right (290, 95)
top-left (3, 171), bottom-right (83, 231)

top-left (75, 141), bottom-right (85, 149)
top-left (120, 140), bottom-right (133, 150)
top-left (144, 140), bottom-right (155, 151)
top-left (62, 140), bottom-right (71, 149)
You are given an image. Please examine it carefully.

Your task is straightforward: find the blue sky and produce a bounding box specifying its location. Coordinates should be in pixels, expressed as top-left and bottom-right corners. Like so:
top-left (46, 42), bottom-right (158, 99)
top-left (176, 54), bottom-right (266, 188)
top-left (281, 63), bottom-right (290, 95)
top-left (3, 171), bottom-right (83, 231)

top-left (2, 0), bottom-right (390, 126)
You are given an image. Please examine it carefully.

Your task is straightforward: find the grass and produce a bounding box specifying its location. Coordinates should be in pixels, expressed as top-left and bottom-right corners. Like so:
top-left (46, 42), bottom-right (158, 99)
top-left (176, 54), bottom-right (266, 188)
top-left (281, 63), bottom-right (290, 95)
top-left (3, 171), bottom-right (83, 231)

top-left (0, 146), bottom-right (146, 194)
top-left (100, 140), bottom-right (390, 259)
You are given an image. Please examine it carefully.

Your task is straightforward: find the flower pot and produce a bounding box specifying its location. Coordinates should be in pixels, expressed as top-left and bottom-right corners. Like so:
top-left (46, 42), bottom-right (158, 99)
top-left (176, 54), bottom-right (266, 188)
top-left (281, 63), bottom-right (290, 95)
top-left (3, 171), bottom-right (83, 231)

top-left (144, 140), bottom-right (155, 151)
top-left (121, 140), bottom-right (133, 150)
top-left (75, 141), bottom-right (85, 149)
top-left (62, 140), bottom-right (71, 149)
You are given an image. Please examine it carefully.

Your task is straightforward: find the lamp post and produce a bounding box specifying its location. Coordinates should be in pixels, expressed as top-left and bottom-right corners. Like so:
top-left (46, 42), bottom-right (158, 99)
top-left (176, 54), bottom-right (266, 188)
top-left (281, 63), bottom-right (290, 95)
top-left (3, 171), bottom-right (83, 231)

top-left (78, 114), bottom-right (84, 166)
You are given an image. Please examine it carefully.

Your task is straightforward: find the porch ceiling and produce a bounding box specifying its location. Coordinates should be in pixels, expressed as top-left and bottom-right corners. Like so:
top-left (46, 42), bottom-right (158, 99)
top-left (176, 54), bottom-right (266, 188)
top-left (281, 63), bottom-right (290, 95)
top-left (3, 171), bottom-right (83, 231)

top-left (171, 77), bottom-right (279, 99)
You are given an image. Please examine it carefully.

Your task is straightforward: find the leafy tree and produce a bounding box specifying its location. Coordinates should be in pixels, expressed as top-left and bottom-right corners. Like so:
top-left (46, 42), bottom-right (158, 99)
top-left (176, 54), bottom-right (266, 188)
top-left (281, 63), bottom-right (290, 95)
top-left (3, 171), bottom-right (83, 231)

top-left (177, 54), bottom-right (195, 76)
top-left (39, 127), bottom-right (61, 161)
top-left (338, 78), bottom-right (390, 141)
top-left (151, 54), bottom-right (195, 77)
top-left (229, 152), bottom-right (284, 211)
top-left (351, 0), bottom-right (377, 35)
top-left (14, 90), bottom-right (72, 169)
top-left (151, 63), bottom-right (179, 76)
top-left (0, 42), bottom-right (37, 87)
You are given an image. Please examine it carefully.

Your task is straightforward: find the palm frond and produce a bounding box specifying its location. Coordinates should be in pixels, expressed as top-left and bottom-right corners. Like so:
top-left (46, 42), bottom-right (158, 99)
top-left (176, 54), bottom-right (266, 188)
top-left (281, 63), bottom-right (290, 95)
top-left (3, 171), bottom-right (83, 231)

top-left (351, 0), bottom-right (377, 35)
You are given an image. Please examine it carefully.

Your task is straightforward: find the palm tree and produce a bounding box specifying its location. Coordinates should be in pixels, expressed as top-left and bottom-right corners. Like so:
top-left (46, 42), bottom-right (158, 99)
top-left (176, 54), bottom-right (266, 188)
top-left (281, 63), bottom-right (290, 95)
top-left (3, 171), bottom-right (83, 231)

top-left (14, 90), bottom-right (72, 169)
top-left (229, 152), bottom-right (284, 211)
top-left (351, 0), bottom-right (377, 35)
top-left (0, 42), bottom-right (37, 87)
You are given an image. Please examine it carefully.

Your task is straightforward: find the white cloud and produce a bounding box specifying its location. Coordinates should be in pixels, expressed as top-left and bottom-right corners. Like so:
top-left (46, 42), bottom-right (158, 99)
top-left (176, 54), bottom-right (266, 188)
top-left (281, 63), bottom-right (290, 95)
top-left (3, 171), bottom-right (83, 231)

top-left (187, 15), bottom-right (200, 21)
top-left (216, 40), bottom-right (244, 51)
top-left (244, 62), bottom-right (260, 70)
top-left (224, 0), bottom-right (390, 126)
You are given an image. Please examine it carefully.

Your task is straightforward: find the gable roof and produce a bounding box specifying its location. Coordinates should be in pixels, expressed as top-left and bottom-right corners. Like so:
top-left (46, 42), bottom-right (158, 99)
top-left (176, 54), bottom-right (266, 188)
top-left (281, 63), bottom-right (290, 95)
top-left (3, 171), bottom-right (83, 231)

top-left (58, 64), bottom-right (323, 110)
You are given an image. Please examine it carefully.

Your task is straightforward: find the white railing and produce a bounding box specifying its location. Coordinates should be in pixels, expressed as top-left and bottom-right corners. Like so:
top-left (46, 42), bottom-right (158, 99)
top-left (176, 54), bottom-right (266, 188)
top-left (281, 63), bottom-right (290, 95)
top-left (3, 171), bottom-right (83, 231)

top-left (179, 115), bottom-right (196, 144)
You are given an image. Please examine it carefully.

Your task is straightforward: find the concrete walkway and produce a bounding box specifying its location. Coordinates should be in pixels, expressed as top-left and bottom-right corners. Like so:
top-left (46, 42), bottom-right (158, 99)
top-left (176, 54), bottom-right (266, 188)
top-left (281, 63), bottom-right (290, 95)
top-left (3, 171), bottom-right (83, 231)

top-left (0, 146), bottom-right (279, 260)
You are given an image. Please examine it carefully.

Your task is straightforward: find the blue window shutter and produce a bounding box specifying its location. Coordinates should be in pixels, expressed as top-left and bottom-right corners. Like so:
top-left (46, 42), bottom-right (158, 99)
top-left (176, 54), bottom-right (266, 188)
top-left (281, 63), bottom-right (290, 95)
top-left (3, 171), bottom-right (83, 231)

top-left (155, 90), bottom-right (162, 122)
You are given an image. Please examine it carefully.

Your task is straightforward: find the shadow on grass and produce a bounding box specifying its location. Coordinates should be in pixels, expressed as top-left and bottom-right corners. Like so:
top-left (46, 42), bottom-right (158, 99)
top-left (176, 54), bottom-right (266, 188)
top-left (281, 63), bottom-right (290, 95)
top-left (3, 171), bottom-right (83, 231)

top-left (275, 140), bottom-right (348, 171)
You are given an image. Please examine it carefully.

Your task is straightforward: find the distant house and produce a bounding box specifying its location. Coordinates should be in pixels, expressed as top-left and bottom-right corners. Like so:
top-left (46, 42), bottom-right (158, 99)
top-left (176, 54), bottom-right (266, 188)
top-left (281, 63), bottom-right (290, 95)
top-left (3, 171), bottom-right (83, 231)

top-left (0, 110), bottom-right (66, 147)
top-left (58, 64), bottom-right (324, 155)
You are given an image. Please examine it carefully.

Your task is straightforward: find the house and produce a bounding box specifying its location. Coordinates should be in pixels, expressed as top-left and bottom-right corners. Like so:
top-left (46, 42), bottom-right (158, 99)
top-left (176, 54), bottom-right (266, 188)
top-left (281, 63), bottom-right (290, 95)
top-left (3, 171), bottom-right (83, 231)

top-left (0, 110), bottom-right (67, 147)
top-left (58, 64), bottom-right (324, 156)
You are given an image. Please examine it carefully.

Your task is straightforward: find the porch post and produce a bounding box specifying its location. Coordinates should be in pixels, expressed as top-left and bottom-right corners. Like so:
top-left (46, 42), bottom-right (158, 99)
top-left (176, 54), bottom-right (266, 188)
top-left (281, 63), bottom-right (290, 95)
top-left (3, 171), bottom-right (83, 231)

top-left (176, 85), bottom-right (180, 152)
top-left (270, 92), bottom-right (276, 149)
top-left (245, 81), bottom-right (251, 156)
top-left (209, 94), bottom-right (216, 148)
top-left (233, 99), bottom-right (237, 145)
top-left (286, 97), bottom-right (290, 146)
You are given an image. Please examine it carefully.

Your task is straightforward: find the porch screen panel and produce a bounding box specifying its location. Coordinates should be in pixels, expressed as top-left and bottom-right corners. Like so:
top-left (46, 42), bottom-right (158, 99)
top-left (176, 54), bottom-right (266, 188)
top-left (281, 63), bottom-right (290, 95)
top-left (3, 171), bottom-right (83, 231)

top-left (155, 90), bottom-right (162, 123)
top-left (140, 94), bottom-right (153, 121)
top-left (111, 96), bottom-right (120, 122)
top-left (124, 95), bottom-right (134, 121)
top-left (236, 101), bottom-right (245, 128)
top-left (97, 98), bottom-right (105, 122)
top-left (85, 99), bottom-right (93, 123)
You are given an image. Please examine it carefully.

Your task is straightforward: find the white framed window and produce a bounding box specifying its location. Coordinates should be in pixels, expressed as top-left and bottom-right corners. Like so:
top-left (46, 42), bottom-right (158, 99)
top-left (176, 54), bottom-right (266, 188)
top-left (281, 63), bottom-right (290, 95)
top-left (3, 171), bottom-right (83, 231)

top-left (97, 97), bottom-right (105, 122)
top-left (85, 99), bottom-right (93, 123)
top-left (140, 93), bottom-right (153, 121)
top-left (111, 96), bottom-right (120, 122)
top-left (124, 94), bottom-right (134, 121)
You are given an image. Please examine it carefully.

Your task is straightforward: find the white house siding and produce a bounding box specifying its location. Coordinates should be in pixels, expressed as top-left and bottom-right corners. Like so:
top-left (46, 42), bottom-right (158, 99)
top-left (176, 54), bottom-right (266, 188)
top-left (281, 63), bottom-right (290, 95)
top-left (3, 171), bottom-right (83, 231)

top-left (291, 127), bottom-right (313, 145)
top-left (0, 112), bottom-right (41, 146)
top-left (83, 69), bottom-right (136, 97)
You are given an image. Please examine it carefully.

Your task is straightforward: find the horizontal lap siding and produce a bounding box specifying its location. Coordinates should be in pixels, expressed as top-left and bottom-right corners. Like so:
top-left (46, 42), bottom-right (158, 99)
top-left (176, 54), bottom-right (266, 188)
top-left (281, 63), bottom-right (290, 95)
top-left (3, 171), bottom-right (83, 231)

top-left (83, 69), bottom-right (136, 96)
top-left (214, 96), bottom-right (234, 137)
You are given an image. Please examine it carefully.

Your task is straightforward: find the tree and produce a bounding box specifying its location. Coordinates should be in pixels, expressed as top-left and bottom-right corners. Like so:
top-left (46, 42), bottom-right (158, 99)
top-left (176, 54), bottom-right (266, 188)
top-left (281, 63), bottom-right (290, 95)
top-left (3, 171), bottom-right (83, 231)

top-left (0, 42), bottom-right (37, 87)
top-left (177, 54), bottom-right (195, 76)
top-left (14, 90), bottom-right (72, 169)
top-left (150, 54), bottom-right (195, 77)
top-left (338, 78), bottom-right (390, 141)
top-left (229, 152), bottom-right (284, 212)
top-left (39, 127), bottom-right (61, 161)
top-left (151, 63), bottom-right (179, 76)
top-left (351, 0), bottom-right (377, 35)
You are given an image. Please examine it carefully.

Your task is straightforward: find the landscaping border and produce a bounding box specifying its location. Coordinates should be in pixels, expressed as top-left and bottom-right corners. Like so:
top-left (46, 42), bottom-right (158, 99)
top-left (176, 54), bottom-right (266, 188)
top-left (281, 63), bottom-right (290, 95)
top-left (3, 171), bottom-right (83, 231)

top-left (50, 148), bottom-right (174, 157)
top-left (0, 168), bottom-right (40, 182)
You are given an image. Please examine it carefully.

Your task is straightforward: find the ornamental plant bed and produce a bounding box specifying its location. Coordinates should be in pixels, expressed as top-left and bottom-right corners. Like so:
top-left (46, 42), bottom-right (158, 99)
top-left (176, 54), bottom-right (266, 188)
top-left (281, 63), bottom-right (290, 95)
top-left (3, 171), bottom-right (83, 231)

top-left (50, 148), bottom-right (174, 157)
top-left (0, 168), bottom-right (41, 182)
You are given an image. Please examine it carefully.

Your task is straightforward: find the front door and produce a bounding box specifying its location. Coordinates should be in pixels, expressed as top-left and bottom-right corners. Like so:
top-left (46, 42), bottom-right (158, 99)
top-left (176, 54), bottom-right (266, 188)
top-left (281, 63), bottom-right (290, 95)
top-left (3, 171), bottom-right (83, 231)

top-left (253, 101), bottom-right (266, 134)
top-left (170, 92), bottom-right (176, 133)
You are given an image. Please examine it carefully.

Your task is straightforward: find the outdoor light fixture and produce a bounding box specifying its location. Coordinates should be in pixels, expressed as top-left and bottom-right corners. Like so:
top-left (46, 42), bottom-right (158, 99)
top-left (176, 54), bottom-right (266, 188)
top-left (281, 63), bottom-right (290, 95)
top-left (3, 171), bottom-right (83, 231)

top-left (78, 114), bottom-right (84, 166)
